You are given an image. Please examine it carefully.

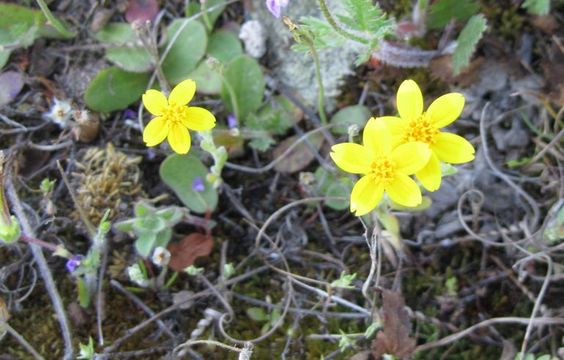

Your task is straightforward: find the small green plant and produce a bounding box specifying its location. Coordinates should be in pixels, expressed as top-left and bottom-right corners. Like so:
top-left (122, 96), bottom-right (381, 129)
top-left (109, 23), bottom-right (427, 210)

top-left (77, 337), bottom-right (95, 360)
top-left (246, 306), bottom-right (283, 335)
top-left (114, 201), bottom-right (184, 258)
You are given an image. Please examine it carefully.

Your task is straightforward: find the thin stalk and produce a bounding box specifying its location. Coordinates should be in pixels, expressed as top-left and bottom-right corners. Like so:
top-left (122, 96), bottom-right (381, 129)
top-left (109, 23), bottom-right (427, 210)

top-left (308, 44), bottom-right (328, 125)
top-left (317, 0), bottom-right (369, 44)
top-left (4, 322), bottom-right (45, 360)
top-left (35, 0), bottom-right (75, 38)
top-left (5, 176), bottom-right (74, 360)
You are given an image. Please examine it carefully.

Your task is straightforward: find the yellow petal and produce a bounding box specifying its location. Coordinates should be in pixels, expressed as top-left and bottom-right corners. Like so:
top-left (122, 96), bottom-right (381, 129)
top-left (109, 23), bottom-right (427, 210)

top-left (169, 79), bottom-right (196, 106)
top-left (431, 132), bottom-right (475, 164)
top-left (386, 173), bottom-right (422, 207)
top-left (378, 116), bottom-right (407, 147)
top-left (143, 116), bottom-right (169, 146)
top-left (363, 117), bottom-right (392, 156)
top-left (416, 153), bottom-right (441, 191)
top-left (350, 175), bottom-right (384, 216)
top-left (330, 143), bottom-right (372, 174)
top-left (183, 107), bottom-right (216, 131)
top-left (142, 89), bottom-right (168, 116)
top-left (397, 79), bottom-right (423, 122)
top-left (391, 142), bottom-right (430, 175)
top-left (167, 123), bottom-right (191, 154)
top-left (427, 93), bottom-right (465, 128)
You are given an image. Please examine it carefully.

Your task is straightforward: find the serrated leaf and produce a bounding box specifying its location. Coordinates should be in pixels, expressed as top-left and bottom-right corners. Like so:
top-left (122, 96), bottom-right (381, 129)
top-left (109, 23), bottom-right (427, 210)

top-left (84, 67), bottom-right (149, 112)
top-left (427, 0), bottom-right (479, 29)
top-left (452, 14), bottom-right (487, 75)
top-left (249, 136), bottom-right (275, 152)
top-left (330, 105), bottom-right (370, 134)
top-left (293, 17), bottom-right (345, 52)
top-left (220, 55), bottom-right (265, 123)
top-left (337, 0), bottom-right (393, 34)
top-left (160, 154), bottom-right (218, 214)
top-left (522, 0), bottom-right (550, 15)
top-left (162, 19), bottom-right (207, 85)
top-left (208, 30), bottom-right (243, 64)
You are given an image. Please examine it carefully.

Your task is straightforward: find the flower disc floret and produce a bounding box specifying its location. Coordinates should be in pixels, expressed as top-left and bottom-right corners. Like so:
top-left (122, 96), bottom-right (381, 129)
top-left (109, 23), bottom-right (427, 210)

top-left (142, 79), bottom-right (216, 154)
top-left (330, 118), bottom-right (431, 216)
top-left (381, 79), bottom-right (475, 192)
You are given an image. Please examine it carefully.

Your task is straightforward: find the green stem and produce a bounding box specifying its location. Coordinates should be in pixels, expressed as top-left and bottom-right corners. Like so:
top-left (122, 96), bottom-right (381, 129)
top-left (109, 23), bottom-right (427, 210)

top-left (200, 0), bottom-right (213, 31)
top-left (317, 0), bottom-right (369, 44)
top-left (308, 44), bottom-right (328, 125)
top-left (35, 0), bottom-right (75, 39)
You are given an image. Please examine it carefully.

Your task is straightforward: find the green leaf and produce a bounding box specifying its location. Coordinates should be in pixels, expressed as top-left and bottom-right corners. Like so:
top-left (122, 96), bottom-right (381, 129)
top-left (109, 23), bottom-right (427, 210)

top-left (220, 55), bottom-right (265, 123)
top-left (114, 219), bottom-right (135, 233)
top-left (156, 207), bottom-right (184, 225)
top-left (337, 0), bottom-right (394, 34)
top-left (133, 216), bottom-right (165, 234)
top-left (185, 0), bottom-right (226, 30)
top-left (247, 307), bottom-right (267, 322)
top-left (189, 61), bottom-right (223, 95)
top-left (330, 105), bottom-right (371, 134)
top-left (293, 17), bottom-right (345, 52)
top-left (93, 23), bottom-right (135, 44)
top-left (208, 30), bottom-right (243, 64)
top-left (314, 167), bottom-right (353, 210)
top-left (134, 201), bottom-right (155, 217)
top-left (135, 231), bottom-right (158, 258)
top-left (84, 67), bottom-right (149, 112)
top-left (77, 278), bottom-right (91, 308)
top-left (331, 272), bottom-right (357, 288)
top-left (452, 14), bottom-right (487, 75)
top-left (154, 228), bottom-right (173, 249)
top-left (389, 196), bottom-right (432, 212)
top-left (0, 3), bottom-right (42, 48)
top-left (427, 0), bottom-right (480, 29)
top-left (106, 47), bottom-right (153, 73)
top-left (522, 0), bottom-right (550, 15)
top-left (159, 154), bottom-right (218, 214)
top-left (162, 19), bottom-right (208, 85)
top-left (245, 96), bottom-right (297, 143)
top-left (0, 49), bottom-right (11, 70)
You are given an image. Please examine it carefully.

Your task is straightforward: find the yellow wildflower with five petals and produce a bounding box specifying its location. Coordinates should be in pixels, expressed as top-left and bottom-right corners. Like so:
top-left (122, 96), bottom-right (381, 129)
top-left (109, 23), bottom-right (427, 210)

top-left (142, 79), bottom-right (216, 154)
top-left (330, 118), bottom-right (431, 216)
top-left (381, 79), bottom-right (475, 191)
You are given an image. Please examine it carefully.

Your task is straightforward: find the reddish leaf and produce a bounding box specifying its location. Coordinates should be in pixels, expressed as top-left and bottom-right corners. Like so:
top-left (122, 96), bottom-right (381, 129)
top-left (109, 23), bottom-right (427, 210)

top-left (125, 0), bottom-right (159, 24)
top-left (371, 289), bottom-right (416, 359)
top-left (167, 233), bottom-right (213, 271)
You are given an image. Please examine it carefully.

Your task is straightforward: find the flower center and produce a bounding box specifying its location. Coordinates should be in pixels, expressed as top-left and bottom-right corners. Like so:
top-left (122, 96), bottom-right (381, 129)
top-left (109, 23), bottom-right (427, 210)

top-left (404, 114), bottom-right (438, 144)
top-left (369, 156), bottom-right (395, 185)
top-left (162, 104), bottom-right (188, 126)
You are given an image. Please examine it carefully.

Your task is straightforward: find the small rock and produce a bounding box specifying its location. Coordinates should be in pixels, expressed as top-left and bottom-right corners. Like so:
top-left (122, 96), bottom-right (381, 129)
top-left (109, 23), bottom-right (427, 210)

top-left (239, 20), bottom-right (267, 58)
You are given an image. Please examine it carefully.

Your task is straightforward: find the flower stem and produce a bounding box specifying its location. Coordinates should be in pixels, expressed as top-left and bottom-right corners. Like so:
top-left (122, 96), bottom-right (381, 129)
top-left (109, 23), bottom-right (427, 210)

top-left (19, 234), bottom-right (59, 253)
top-left (309, 45), bottom-right (328, 125)
top-left (317, 0), bottom-right (369, 45)
top-left (35, 0), bottom-right (75, 38)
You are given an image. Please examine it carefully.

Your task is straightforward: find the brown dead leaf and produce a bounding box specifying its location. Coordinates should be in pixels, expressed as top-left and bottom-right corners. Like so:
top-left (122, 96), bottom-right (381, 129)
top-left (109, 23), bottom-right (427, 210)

top-left (530, 15), bottom-right (558, 35)
top-left (125, 0), bottom-right (159, 24)
top-left (167, 233), bottom-right (213, 272)
top-left (348, 350), bottom-right (372, 360)
top-left (542, 42), bottom-right (564, 107)
top-left (371, 289), bottom-right (416, 359)
top-left (429, 55), bottom-right (485, 87)
top-left (272, 132), bottom-right (324, 173)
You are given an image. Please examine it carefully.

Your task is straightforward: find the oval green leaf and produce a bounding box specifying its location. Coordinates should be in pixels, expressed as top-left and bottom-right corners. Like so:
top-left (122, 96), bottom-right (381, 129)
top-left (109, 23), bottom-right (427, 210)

top-left (159, 154), bottom-right (218, 214)
top-left (85, 67), bottom-right (149, 112)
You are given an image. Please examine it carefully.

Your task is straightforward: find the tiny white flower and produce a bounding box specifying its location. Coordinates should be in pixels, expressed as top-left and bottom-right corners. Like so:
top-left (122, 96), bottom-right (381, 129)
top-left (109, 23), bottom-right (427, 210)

top-left (44, 98), bottom-right (72, 128)
top-left (151, 246), bottom-right (171, 267)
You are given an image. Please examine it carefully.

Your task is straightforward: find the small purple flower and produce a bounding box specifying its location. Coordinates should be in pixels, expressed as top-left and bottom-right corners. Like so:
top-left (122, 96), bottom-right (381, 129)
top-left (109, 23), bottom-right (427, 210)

top-left (192, 176), bottom-right (205, 192)
top-left (66, 255), bottom-right (83, 273)
top-left (226, 114), bottom-right (238, 129)
top-left (123, 109), bottom-right (137, 120)
top-left (266, 0), bottom-right (289, 18)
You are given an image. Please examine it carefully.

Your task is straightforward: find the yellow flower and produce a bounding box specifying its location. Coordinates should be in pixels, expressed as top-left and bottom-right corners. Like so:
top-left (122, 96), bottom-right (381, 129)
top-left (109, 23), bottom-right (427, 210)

top-left (142, 79), bottom-right (216, 154)
top-left (380, 79), bottom-right (475, 191)
top-left (330, 118), bottom-right (431, 216)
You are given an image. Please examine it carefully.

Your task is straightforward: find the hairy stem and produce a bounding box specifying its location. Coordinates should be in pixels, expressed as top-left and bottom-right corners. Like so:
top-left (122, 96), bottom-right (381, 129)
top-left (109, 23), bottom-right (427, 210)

top-left (317, 0), bottom-right (369, 44)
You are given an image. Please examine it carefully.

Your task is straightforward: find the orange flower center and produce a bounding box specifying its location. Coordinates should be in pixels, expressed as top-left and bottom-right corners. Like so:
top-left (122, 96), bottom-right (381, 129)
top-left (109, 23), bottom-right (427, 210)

top-left (404, 115), bottom-right (438, 144)
top-left (162, 104), bottom-right (188, 126)
top-left (369, 156), bottom-right (395, 185)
